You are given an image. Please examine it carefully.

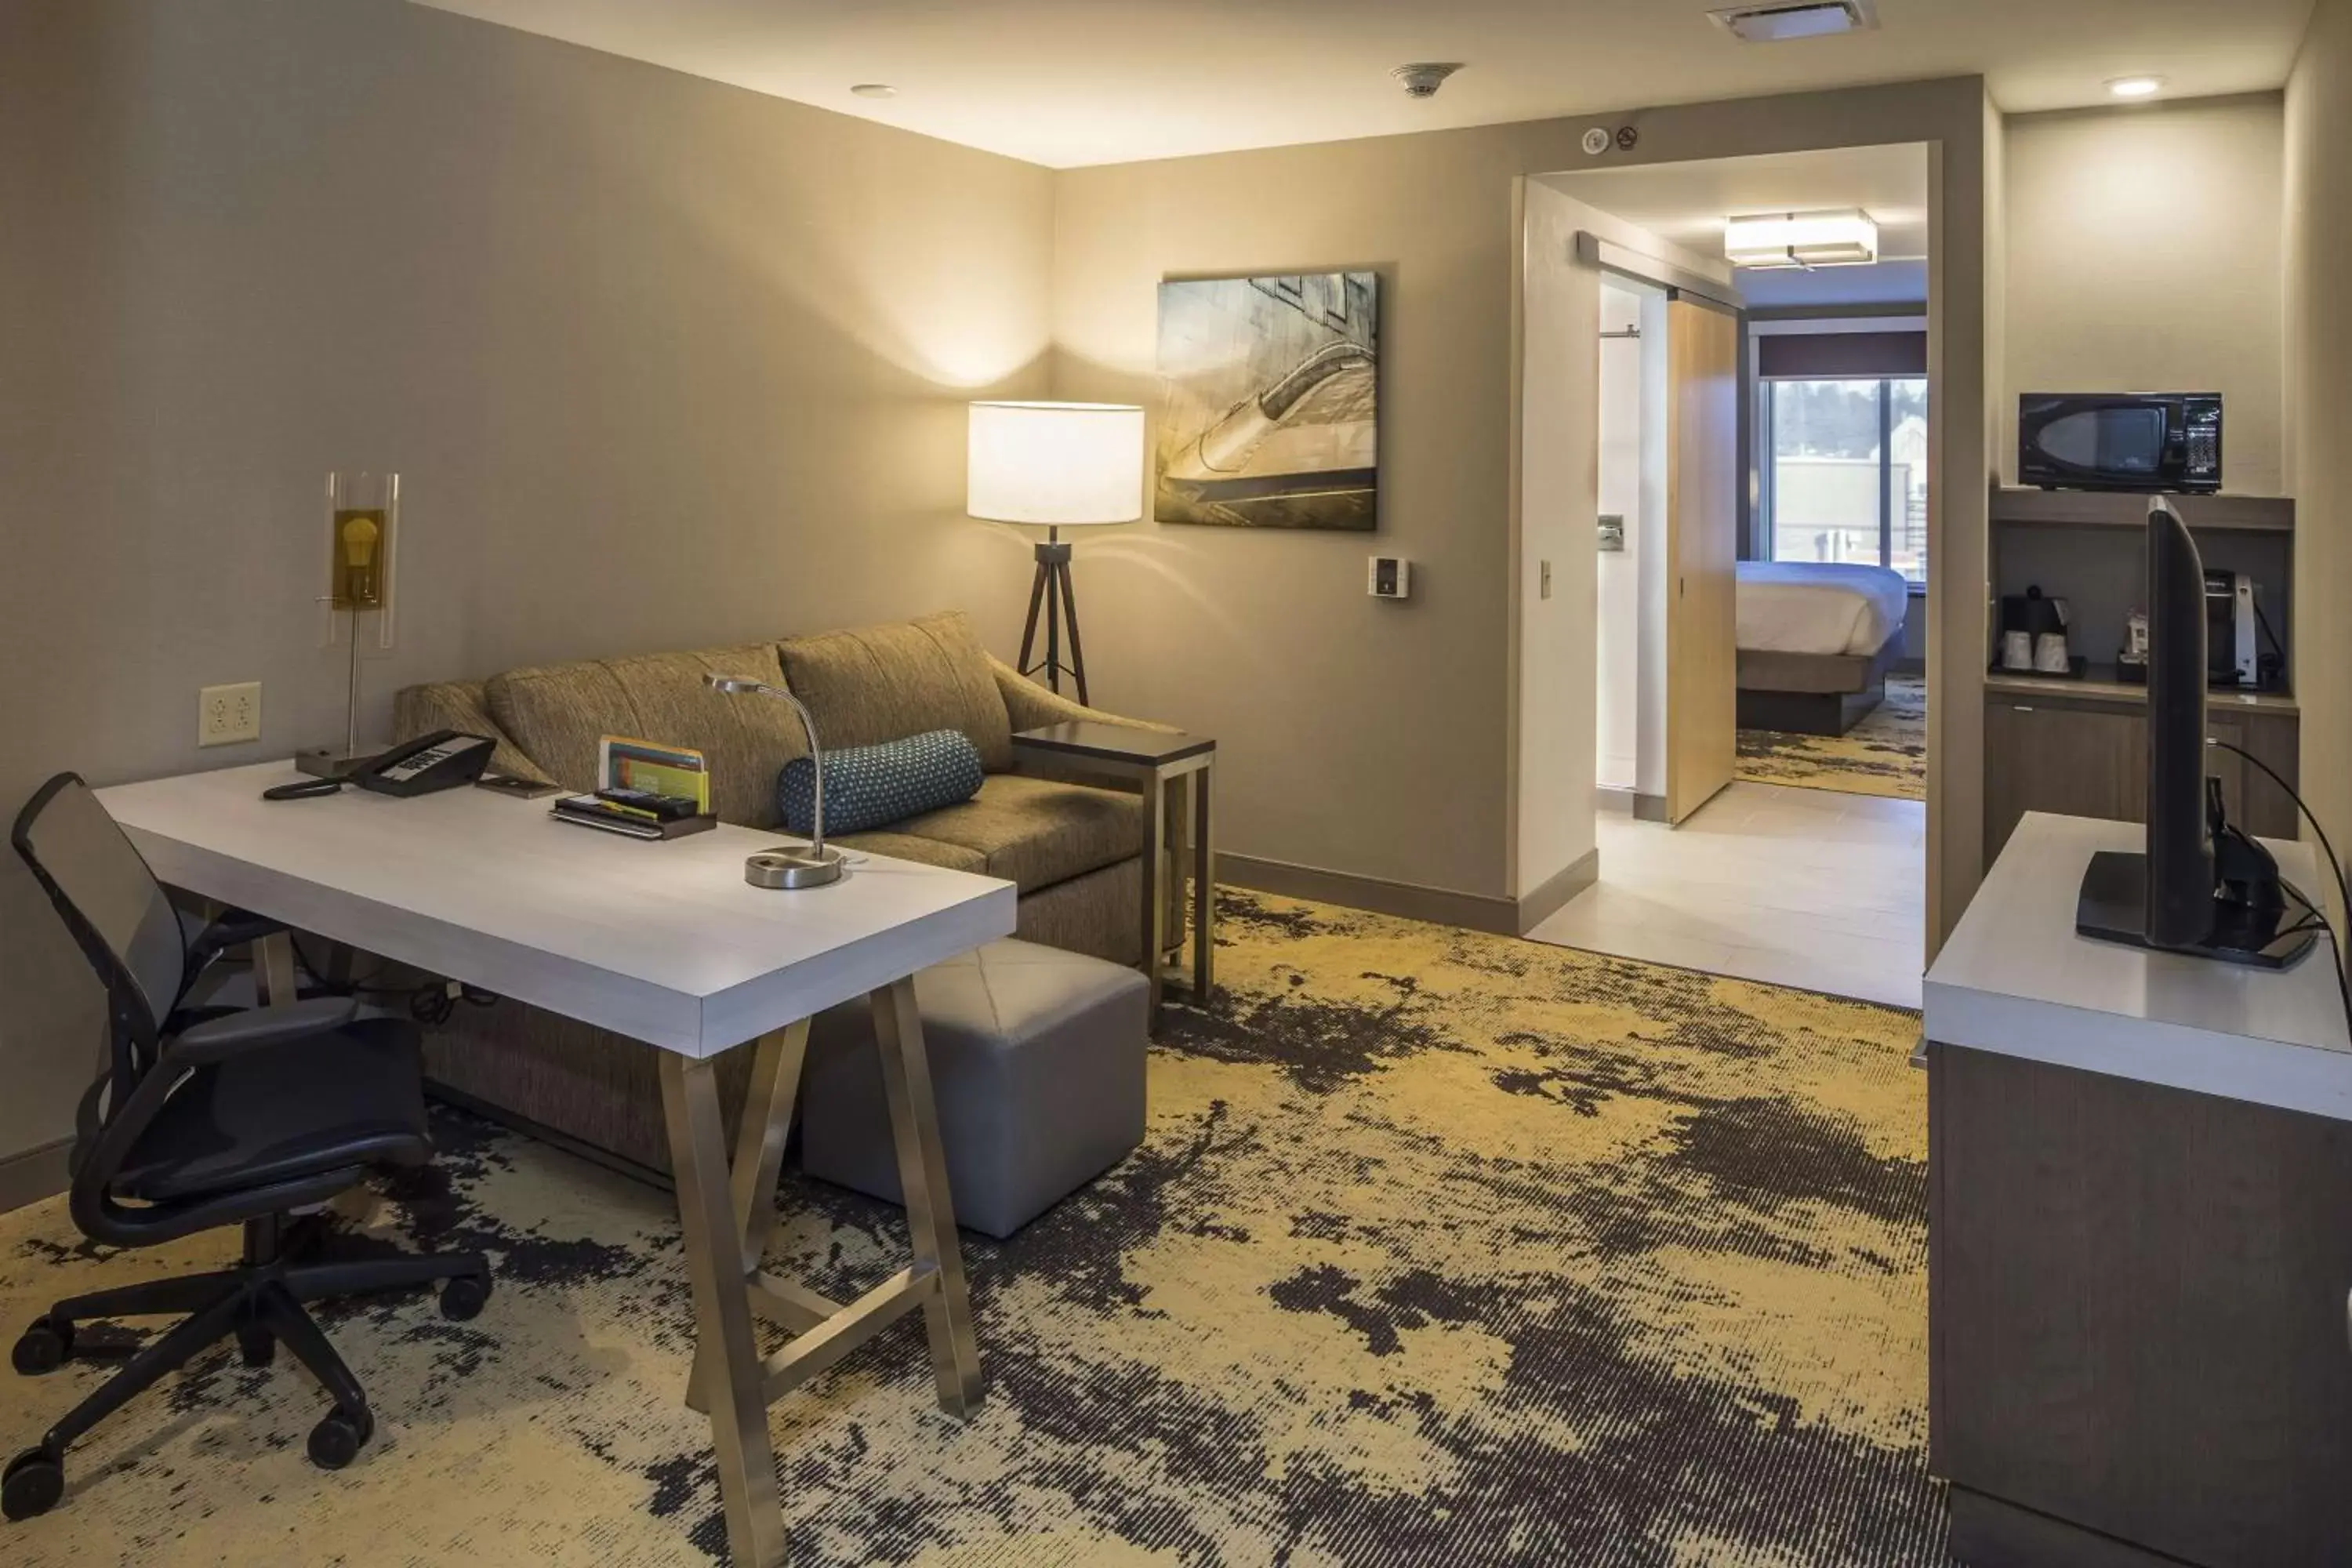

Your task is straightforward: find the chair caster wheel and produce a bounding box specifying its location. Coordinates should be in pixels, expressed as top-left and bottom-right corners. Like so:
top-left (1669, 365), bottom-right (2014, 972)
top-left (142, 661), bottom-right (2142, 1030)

top-left (439, 1273), bottom-right (491, 1323)
top-left (2, 1446), bottom-right (64, 1521)
top-left (10, 1318), bottom-right (71, 1377)
top-left (307, 1407), bottom-right (373, 1472)
top-left (236, 1326), bottom-right (274, 1367)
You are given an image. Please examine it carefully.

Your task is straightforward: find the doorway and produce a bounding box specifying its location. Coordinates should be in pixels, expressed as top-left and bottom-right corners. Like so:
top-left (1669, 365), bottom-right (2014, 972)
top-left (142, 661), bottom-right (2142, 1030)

top-left (1528, 144), bottom-right (1934, 1008)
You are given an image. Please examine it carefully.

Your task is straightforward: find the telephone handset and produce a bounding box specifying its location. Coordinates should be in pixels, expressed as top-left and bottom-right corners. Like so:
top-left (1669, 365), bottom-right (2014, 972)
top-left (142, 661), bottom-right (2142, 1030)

top-left (263, 731), bottom-right (496, 801)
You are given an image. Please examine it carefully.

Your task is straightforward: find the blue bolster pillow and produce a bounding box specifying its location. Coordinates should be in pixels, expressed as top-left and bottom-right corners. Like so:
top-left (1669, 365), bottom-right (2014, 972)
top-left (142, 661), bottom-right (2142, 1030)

top-left (777, 728), bottom-right (983, 837)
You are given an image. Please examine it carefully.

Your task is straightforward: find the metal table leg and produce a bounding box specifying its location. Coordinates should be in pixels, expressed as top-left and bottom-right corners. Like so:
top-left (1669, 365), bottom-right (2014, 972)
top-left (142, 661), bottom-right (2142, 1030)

top-left (1138, 772), bottom-right (1165, 1015)
top-left (1191, 758), bottom-right (1214, 1001)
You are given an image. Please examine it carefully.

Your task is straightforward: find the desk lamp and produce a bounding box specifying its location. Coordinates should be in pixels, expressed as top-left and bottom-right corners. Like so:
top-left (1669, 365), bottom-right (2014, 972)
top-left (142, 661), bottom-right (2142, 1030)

top-left (967, 401), bottom-right (1145, 706)
top-left (703, 675), bottom-right (844, 888)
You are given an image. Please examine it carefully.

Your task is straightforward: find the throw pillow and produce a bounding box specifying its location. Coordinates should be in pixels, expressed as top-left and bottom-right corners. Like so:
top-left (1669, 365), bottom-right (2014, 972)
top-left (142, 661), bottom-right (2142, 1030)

top-left (778, 728), bottom-right (984, 837)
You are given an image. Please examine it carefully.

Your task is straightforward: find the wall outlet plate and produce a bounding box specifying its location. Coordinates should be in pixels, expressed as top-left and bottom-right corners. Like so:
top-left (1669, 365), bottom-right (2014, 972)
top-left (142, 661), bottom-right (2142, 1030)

top-left (199, 681), bottom-right (261, 746)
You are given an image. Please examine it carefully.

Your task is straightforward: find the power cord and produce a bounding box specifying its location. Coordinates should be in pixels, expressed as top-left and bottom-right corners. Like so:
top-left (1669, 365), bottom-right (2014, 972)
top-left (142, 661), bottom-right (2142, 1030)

top-left (2208, 736), bottom-right (2352, 1034)
top-left (289, 933), bottom-right (500, 1029)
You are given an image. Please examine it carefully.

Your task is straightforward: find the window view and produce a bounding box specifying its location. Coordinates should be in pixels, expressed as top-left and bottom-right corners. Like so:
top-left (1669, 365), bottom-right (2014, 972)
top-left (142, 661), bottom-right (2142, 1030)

top-left (1766, 376), bottom-right (1929, 583)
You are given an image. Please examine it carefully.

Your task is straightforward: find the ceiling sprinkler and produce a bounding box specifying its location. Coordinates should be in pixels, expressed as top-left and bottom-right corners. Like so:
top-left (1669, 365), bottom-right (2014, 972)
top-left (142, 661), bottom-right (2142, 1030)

top-left (1392, 63), bottom-right (1464, 100)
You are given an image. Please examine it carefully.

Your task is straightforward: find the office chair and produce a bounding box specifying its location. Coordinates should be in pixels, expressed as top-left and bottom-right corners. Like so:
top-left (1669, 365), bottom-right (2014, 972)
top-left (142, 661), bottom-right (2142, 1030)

top-left (2, 773), bottom-right (492, 1522)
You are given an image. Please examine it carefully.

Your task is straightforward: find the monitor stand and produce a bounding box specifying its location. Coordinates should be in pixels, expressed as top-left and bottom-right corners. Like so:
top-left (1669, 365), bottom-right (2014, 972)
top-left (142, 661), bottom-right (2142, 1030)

top-left (2075, 850), bottom-right (2318, 970)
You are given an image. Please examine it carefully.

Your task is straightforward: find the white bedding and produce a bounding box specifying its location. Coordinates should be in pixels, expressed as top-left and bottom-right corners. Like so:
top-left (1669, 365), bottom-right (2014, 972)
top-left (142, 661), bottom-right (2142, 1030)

top-left (1736, 561), bottom-right (1909, 657)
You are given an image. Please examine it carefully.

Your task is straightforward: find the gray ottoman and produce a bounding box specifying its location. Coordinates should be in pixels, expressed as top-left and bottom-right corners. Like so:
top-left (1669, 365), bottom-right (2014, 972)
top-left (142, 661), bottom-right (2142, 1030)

top-left (799, 939), bottom-right (1149, 1238)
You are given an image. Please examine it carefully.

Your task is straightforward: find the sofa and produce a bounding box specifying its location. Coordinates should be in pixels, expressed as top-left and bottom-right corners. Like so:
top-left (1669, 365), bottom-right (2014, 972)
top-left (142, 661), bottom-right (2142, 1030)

top-left (390, 609), bottom-right (1168, 1174)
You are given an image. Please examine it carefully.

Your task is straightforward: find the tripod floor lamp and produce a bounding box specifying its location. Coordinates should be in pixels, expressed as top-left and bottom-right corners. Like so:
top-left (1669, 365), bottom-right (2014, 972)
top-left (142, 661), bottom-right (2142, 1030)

top-left (967, 401), bottom-right (1145, 707)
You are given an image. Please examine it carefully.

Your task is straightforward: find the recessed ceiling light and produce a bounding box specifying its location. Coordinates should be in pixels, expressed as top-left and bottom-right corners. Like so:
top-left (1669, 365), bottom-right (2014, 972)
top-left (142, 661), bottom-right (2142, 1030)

top-left (850, 83), bottom-right (898, 99)
top-left (2107, 75), bottom-right (2166, 100)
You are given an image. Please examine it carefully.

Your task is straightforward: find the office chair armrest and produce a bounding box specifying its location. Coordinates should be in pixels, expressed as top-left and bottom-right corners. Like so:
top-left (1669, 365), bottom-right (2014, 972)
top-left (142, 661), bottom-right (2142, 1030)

top-left (172, 996), bottom-right (360, 1063)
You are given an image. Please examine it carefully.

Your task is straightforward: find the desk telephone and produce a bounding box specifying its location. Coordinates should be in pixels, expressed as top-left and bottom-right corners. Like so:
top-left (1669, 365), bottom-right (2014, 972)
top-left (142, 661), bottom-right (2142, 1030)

top-left (263, 731), bottom-right (495, 801)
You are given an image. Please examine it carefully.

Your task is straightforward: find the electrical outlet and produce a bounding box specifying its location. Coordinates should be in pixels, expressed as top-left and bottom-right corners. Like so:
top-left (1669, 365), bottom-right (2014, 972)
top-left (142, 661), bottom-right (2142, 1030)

top-left (198, 682), bottom-right (261, 747)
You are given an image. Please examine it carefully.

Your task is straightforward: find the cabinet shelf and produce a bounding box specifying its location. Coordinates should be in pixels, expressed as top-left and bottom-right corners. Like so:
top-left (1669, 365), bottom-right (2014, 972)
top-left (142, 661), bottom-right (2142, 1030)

top-left (1984, 663), bottom-right (2299, 716)
top-left (1991, 488), bottom-right (2294, 534)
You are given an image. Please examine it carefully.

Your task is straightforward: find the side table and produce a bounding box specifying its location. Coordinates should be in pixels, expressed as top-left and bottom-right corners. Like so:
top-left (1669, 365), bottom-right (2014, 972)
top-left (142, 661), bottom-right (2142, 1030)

top-left (1010, 722), bottom-right (1214, 1013)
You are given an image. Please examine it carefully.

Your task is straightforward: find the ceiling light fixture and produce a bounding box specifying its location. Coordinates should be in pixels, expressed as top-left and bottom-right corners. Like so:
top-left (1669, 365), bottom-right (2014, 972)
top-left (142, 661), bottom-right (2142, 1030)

top-left (849, 83), bottom-right (898, 99)
top-left (1726, 209), bottom-right (1880, 269)
top-left (2106, 75), bottom-right (2166, 100)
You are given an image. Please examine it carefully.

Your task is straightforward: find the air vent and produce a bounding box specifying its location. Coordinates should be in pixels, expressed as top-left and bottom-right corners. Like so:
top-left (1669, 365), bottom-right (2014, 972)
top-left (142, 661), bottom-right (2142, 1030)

top-left (1708, 0), bottom-right (1878, 43)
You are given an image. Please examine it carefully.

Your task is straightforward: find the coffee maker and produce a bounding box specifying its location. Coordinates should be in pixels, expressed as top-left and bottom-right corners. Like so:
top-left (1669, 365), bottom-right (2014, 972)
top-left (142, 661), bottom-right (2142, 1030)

top-left (2204, 569), bottom-right (2259, 688)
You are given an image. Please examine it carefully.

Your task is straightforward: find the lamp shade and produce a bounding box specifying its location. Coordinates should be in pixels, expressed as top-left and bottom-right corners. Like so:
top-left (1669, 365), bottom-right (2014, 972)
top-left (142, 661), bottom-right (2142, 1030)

top-left (967, 401), bottom-right (1145, 525)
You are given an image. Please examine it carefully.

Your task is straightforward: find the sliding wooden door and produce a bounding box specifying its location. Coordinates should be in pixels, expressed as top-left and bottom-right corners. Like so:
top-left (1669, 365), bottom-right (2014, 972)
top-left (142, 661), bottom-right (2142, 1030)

top-left (1663, 296), bottom-right (1738, 824)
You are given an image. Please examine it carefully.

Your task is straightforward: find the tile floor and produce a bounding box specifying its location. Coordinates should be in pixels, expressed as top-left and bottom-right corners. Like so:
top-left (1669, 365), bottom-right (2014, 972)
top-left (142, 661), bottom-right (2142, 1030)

top-left (1529, 781), bottom-right (1927, 1010)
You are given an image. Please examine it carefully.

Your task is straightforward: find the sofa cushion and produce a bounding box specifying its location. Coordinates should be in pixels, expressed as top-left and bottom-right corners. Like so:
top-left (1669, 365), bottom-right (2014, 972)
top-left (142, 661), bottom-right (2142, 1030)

top-left (484, 644), bottom-right (808, 829)
top-left (779, 610), bottom-right (1013, 772)
top-left (779, 729), bottom-right (984, 837)
top-left (873, 771), bottom-right (1140, 894)
top-left (824, 829), bottom-right (988, 876)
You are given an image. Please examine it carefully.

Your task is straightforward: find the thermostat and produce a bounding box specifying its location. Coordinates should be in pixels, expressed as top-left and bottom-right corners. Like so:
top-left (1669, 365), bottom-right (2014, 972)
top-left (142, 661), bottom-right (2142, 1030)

top-left (1369, 557), bottom-right (1411, 599)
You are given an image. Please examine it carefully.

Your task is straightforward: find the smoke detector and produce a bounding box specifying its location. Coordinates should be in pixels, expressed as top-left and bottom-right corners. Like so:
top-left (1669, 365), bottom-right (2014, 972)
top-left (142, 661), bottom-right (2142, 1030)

top-left (1708, 1), bottom-right (1878, 43)
top-left (1392, 63), bottom-right (1464, 100)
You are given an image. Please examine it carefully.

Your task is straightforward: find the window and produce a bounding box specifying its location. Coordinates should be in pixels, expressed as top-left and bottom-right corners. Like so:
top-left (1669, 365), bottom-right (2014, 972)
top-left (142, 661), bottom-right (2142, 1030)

top-left (1762, 375), bottom-right (1929, 585)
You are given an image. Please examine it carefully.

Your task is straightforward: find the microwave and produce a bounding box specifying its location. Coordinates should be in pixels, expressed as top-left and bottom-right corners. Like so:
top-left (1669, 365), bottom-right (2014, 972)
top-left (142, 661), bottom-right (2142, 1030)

top-left (2018, 393), bottom-right (2222, 493)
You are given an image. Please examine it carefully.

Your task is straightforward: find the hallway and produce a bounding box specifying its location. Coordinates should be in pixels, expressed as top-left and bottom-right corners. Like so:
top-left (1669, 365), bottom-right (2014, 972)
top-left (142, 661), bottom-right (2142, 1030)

top-left (1530, 781), bottom-right (1926, 1009)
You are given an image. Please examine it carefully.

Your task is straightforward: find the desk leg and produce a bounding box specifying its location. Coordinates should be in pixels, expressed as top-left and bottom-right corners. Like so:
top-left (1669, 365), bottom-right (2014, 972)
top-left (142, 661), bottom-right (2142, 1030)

top-left (871, 978), bottom-right (985, 1414)
top-left (685, 1022), bottom-right (810, 1415)
top-left (254, 932), bottom-right (297, 1006)
top-left (1192, 761), bottom-right (1214, 1002)
top-left (659, 1052), bottom-right (789, 1568)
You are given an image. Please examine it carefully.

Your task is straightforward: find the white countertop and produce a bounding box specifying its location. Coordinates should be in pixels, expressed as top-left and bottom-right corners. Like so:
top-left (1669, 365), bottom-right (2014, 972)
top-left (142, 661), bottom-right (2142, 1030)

top-left (1925, 812), bottom-right (2352, 1120)
top-left (100, 761), bottom-right (1018, 1058)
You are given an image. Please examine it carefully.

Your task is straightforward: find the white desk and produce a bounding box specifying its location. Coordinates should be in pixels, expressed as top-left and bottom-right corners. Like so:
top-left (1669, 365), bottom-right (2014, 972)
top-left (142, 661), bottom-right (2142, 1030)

top-left (1926, 811), bottom-right (2352, 1120)
top-left (98, 760), bottom-right (1019, 1567)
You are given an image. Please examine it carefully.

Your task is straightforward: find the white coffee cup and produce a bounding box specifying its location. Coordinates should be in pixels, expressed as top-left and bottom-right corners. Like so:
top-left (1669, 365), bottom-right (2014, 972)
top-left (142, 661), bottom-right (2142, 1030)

top-left (2034, 632), bottom-right (2071, 674)
top-left (2002, 630), bottom-right (2034, 671)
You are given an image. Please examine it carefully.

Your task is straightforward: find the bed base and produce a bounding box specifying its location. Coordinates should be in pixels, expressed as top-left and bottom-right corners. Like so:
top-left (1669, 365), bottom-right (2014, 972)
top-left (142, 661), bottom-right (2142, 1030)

top-left (1737, 683), bottom-right (1884, 737)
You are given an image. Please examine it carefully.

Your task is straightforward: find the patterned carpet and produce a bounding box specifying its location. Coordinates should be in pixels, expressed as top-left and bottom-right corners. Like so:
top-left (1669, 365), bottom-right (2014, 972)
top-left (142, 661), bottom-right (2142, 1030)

top-left (1, 891), bottom-right (1944, 1566)
top-left (1737, 673), bottom-right (1926, 800)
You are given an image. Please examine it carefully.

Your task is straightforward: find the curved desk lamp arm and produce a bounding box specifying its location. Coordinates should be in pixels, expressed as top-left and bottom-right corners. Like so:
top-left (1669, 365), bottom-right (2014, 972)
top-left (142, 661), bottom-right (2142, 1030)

top-left (702, 676), bottom-right (826, 853)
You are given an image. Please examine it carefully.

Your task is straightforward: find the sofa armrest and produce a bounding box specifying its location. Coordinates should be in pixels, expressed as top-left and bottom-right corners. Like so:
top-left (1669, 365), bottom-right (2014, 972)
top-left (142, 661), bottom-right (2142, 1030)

top-left (989, 657), bottom-right (1181, 738)
top-left (392, 680), bottom-right (554, 785)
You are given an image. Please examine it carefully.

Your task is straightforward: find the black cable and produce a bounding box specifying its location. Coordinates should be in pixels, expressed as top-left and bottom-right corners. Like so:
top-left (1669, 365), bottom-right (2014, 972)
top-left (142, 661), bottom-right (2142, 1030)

top-left (2214, 739), bottom-right (2352, 1034)
top-left (2207, 738), bottom-right (2352, 933)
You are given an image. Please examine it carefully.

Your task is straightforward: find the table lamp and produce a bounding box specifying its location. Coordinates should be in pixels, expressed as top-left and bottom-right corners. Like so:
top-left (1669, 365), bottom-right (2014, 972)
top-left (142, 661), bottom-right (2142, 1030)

top-left (703, 674), bottom-right (844, 888)
top-left (967, 401), bottom-right (1144, 706)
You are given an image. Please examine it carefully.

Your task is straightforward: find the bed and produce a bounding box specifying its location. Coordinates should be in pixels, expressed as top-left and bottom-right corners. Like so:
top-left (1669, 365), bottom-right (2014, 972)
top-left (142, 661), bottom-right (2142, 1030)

top-left (1735, 561), bottom-right (1910, 736)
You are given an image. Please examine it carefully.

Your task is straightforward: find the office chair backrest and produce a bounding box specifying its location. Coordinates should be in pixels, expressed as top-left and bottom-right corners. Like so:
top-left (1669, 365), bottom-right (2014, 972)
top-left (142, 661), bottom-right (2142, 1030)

top-left (11, 774), bottom-right (185, 1057)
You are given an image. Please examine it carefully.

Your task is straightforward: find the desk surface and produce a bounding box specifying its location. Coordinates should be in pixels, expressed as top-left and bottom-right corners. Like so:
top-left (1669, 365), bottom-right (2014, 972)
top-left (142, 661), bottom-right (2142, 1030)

top-left (100, 761), bottom-right (1017, 1058)
top-left (1926, 811), bottom-right (2352, 1120)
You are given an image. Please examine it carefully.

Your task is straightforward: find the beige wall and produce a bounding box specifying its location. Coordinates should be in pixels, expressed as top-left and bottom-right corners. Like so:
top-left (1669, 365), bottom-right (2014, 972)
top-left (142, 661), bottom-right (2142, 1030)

top-left (2002, 96), bottom-right (2285, 492)
top-left (1052, 80), bottom-right (1994, 939)
top-left (0, 0), bottom-right (1053, 1163)
top-left (2287, 0), bottom-right (2352, 903)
